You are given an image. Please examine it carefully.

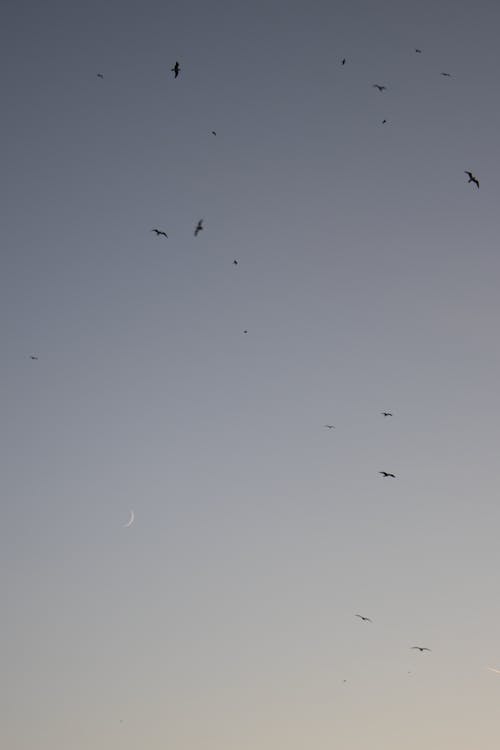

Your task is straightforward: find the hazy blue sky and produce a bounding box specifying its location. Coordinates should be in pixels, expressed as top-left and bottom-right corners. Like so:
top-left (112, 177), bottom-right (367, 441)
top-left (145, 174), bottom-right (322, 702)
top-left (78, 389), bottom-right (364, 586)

top-left (3, 1), bottom-right (500, 748)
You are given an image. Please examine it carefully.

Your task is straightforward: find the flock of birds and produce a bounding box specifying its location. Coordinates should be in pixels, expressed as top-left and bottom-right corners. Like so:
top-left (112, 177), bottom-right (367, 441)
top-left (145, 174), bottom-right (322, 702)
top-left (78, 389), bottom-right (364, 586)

top-left (27, 47), bottom-right (496, 687)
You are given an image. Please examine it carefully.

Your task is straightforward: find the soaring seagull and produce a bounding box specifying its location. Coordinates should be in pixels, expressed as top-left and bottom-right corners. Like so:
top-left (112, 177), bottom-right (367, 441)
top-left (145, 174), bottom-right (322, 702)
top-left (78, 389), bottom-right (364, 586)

top-left (440, 72), bottom-right (452, 77)
top-left (373, 84), bottom-right (387, 91)
top-left (381, 412), bottom-right (393, 417)
top-left (171, 61), bottom-right (180, 78)
top-left (465, 171), bottom-right (479, 189)
top-left (379, 471), bottom-right (396, 478)
top-left (194, 219), bottom-right (203, 237)
top-left (151, 229), bottom-right (168, 238)
top-left (411, 646), bottom-right (431, 652)
top-left (355, 614), bottom-right (372, 623)
top-left (324, 424), bottom-right (335, 429)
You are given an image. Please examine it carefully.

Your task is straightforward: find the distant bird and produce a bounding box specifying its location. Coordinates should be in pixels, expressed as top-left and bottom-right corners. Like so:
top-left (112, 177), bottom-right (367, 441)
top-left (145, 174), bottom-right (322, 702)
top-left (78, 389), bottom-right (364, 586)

top-left (194, 219), bottom-right (203, 237)
top-left (440, 72), bottom-right (452, 77)
top-left (151, 229), bottom-right (168, 238)
top-left (373, 84), bottom-right (387, 91)
top-left (382, 119), bottom-right (387, 124)
top-left (379, 471), bottom-right (396, 478)
top-left (411, 646), bottom-right (431, 652)
top-left (233, 259), bottom-right (238, 265)
top-left (324, 424), bottom-right (335, 429)
top-left (211, 131), bottom-right (217, 135)
top-left (29, 355), bottom-right (38, 360)
top-left (415, 49), bottom-right (422, 53)
top-left (243, 330), bottom-right (248, 334)
top-left (381, 412), bottom-right (393, 417)
top-left (96, 72), bottom-right (104, 79)
top-left (465, 171), bottom-right (479, 189)
top-left (171, 61), bottom-right (180, 78)
top-left (355, 614), bottom-right (372, 623)
top-left (341, 58), bottom-right (346, 65)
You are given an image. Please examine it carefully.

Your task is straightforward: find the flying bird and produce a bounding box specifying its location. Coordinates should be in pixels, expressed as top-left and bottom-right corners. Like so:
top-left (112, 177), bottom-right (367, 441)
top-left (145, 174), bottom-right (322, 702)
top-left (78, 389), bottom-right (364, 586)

top-left (381, 412), bottom-right (393, 417)
top-left (211, 131), bottom-right (217, 135)
top-left (171, 61), bottom-right (180, 78)
top-left (373, 84), bottom-right (387, 91)
top-left (96, 72), bottom-right (104, 79)
top-left (233, 259), bottom-right (238, 265)
top-left (123, 509), bottom-right (135, 528)
top-left (411, 646), bottom-right (431, 652)
top-left (341, 58), bottom-right (346, 65)
top-left (379, 471), bottom-right (396, 478)
top-left (440, 72), bottom-right (452, 77)
top-left (382, 119), bottom-right (387, 124)
top-left (415, 49), bottom-right (422, 53)
top-left (243, 330), bottom-right (248, 334)
top-left (355, 614), bottom-right (372, 623)
top-left (324, 424), bottom-right (335, 429)
top-left (151, 229), bottom-right (168, 238)
top-left (29, 355), bottom-right (38, 360)
top-left (465, 171), bottom-right (479, 188)
top-left (194, 219), bottom-right (203, 237)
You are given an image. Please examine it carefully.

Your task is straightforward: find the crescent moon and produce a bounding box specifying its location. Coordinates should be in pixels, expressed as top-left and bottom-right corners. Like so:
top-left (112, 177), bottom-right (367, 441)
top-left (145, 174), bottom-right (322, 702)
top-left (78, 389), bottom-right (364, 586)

top-left (123, 509), bottom-right (135, 528)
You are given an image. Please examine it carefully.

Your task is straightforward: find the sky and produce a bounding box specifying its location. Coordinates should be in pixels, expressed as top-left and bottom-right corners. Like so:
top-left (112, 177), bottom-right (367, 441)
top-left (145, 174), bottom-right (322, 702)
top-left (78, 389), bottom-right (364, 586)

top-left (3, 0), bottom-right (500, 747)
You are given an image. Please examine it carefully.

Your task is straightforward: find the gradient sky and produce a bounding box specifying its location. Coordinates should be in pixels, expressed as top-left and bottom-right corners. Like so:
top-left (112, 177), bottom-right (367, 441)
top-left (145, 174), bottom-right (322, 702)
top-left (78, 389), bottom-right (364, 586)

top-left (3, 1), bottom-right (500, 748)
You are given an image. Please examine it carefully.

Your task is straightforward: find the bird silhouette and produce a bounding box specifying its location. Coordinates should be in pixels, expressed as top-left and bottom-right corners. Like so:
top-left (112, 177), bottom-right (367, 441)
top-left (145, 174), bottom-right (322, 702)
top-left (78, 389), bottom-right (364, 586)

top-left (465, 171), bottom-right (479, 188)
top-left (440, 72), bottom-right (452, 77)
top-left (243, 330), bottom-right (248, 334)
top-left (96, 73), bottom-right (104, 79)
top-left (171, 61), bottom-right (180, 78)
top-left (324, 424), bottom-right (335, 429)
top-left (382, 119), bottom-right (387, 124)
top-left (381, 412), bottom-right (393, 417)
top-left (373, 84), bottom-right (387, 91)
top-left (151, 229), bottom-right (168, 238)
top-left (341, 58), bottom-right (346, 65)
top-left (411, 646), bottom-right (431, 652)
top-left (379, 471), bottom-right (396, 478)
top-left (194, 219), bottom-right (203, 237)
top-left (211, 131), bottom-right (217, 135)
top-left (233, 260), bottom-right (238, 265)
top-left (355, 614), bottom-right (372, 623)
top-left (29, 355), bottom-right (38, 360)
top-left (415, 48), bottom-right (422, 53)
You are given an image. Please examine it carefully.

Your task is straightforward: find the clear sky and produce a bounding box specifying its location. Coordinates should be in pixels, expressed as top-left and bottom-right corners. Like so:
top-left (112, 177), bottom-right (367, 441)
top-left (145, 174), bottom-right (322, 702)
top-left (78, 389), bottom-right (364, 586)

top-left (3, 0), bottom-right (500, 747)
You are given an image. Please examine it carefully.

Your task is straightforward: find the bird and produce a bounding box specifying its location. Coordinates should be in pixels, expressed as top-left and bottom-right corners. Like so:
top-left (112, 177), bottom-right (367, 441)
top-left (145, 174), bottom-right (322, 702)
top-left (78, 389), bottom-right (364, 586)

top-left (233, 260), bottom-right (238, 265)
top-left (440, 72), bottom-right (452, 77)
top-left (379, 471), bottom-right (396, 478)
top-left (373, 84), bottom-right (387, 91)
top-left (324, 424), bottom-right (335, 429)
top-left (415, 48), bottom-right (422, 53)
top-left (211, 131), bottom-right (217, 135)
top-left (194, 219), bottom-right (203, 237)
top-left (96, 72), bottom-right (104, 79)
top-left (243, 330), bottom-right (248, 334)
top-left (465, 171), bottom-right (479, 188)
top-left (341, 58), bottom-right (346, 65)
top-left (29, 355), bottom-right (38, 360)
top-left (381, 412), bottom-right (393, 417)
top-left (171, 61), bottom-right (180, 78)
top-left (411, 646), bottom-right (431, 652)
top-left (355, 614), bottom-right (372, 623)
top-left (382, 119), bottom-right (387, 124)
top-left (151, 229), bottom-right (168, 238)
